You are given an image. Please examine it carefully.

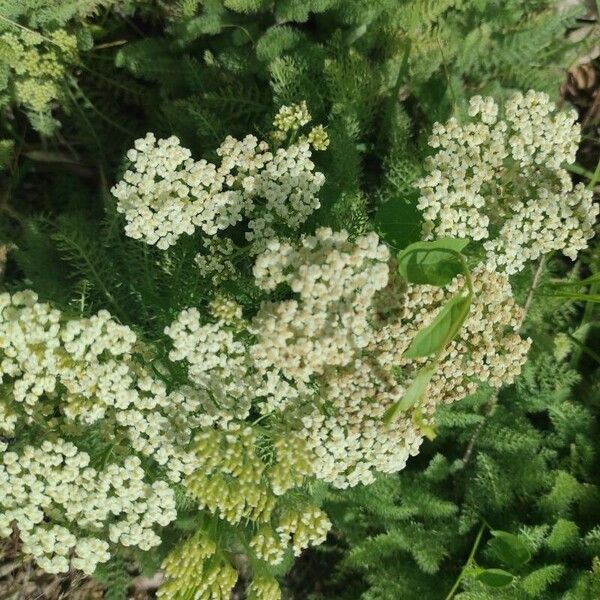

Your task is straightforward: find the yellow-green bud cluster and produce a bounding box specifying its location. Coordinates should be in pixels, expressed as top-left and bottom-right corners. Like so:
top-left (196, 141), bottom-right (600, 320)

top-left (270, 102), bottom-right (328, 152)
top-left (209, 295), bottom-right (243, 326)
top-left (306, 125), bottom-right (330, 151)
top-left (250, 525), bottom-right (287, 565)
top-left (158, 531), bottom-right (238, 600)
top-left (247, 575), bottom-right (282, 600)
top-left (185, 424), bottom-right (275, 524)
top-left (273, 101), bottom-right (311, 133)
top-left (0, 28), bottom-right (78, 124)
top-left (277, 505), bottom-right (331, 557)
top-left (269, 433), bottom-right (313, 496)
top-left (248, 501), bottom-right (331, 565)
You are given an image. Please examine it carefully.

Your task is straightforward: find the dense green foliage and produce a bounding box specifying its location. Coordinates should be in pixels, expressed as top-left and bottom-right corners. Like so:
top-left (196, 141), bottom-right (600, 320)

top-left (0, 1), bottom-right (598, 599)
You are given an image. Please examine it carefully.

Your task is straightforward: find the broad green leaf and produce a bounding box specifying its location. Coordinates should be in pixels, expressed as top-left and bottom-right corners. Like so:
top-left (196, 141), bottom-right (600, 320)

top-left (397, 238), bottom-right (469, 286)
top-left (488, 531), bottom-right (531, 568)
top-left (404, 294), bottom-right (471, 358)
top-left (383, 366), bottom-right (435, 424)
top-left (476, 568), bottom-right (514, 587)
top-left (374, 198), bottom-right (423, 250)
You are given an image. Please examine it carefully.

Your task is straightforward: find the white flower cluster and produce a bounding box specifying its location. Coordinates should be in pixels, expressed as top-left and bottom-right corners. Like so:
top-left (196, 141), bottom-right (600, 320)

top-left (0, 291), bottom-right (197, 482)
top-left (249, 229), bottom-right (420, 487)
top-left (0, 439), bottom-right (175, 574)
top-left (165, 308), bottom-right (300, 417)
top-left (372, 266), bottom-right (531, 415)
top-left (209, 294), bottom-right (243, 325)
top-left (112, 107), bottom-right (326, 252)
top-left (416, 90), bottom-right (598, 274)
top-left (252, 228), bottom-right (390, 384)
top-left (112, 133), bottom-right (248, 249)
top-left (165, 309), bottom-right (255, 424)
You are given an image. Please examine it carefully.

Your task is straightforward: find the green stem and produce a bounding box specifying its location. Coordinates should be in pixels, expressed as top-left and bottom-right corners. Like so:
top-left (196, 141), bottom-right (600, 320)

top-left (72, 82), bottom-right (135, 136)
top-left (445, 523), bottom-right (487, 600)
top-left (0, 13), bottom-right (60, 47)
top-left (58, 230), bottom-right (129, 321)
top-left (567, 332), bottom-right (600, 366)
top-left (221, 23), bottom-right (255, 45)
top-left (522, 256), bottom-right (546, 318)
top-left (65, 85), bottom-right (103, 156)
top-left (436, 35), bottom-right (457, 111)
top-left (457, 253), bottom-right (474, 297)
top-left (587, 155), bottom-right (600, 191)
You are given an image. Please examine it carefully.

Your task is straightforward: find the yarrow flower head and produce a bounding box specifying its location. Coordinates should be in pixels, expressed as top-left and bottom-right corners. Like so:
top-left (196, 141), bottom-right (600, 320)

top-left (416, 90), bottom-right (598, 274)
top-left (111, 103), bottom-right (327, 253)
top-left (158, 530), bottom-right (238, 600)
top-left (272, 100), bottom-right (311, 133)
top-left (0, 288), bottom-right (328, 580)
top-left (0, 439), bottom-right (176, 574)
top-left (165, 228), bottom-right (530, 489)
top-left (1, 226), bottom-right (533, 591)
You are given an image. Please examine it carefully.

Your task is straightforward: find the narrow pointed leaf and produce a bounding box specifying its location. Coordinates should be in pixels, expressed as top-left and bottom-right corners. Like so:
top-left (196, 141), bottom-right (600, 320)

top-left (404, 294), bottom-right (471, 358)
top-left (383, 366), bottom-right (435, 424)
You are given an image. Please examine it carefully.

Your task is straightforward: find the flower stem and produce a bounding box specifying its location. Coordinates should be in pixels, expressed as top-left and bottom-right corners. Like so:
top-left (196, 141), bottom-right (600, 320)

top-left (444, 522), bottom-right (487, 600)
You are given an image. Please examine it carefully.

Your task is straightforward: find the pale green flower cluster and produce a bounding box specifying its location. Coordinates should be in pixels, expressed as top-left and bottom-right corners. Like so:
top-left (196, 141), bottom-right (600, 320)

top-left (271, 101), bottom-right (329, 149)
top-left (158, 530), bottom-right (238, 600)
top-left (0, 28), bottom-right (78, 131)
top-left (273, 100), bottom-right (311, 132)
top-left (277, 505), bottom-right (331, 557)
top-left (247, 575), bottom-right (282, 600)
